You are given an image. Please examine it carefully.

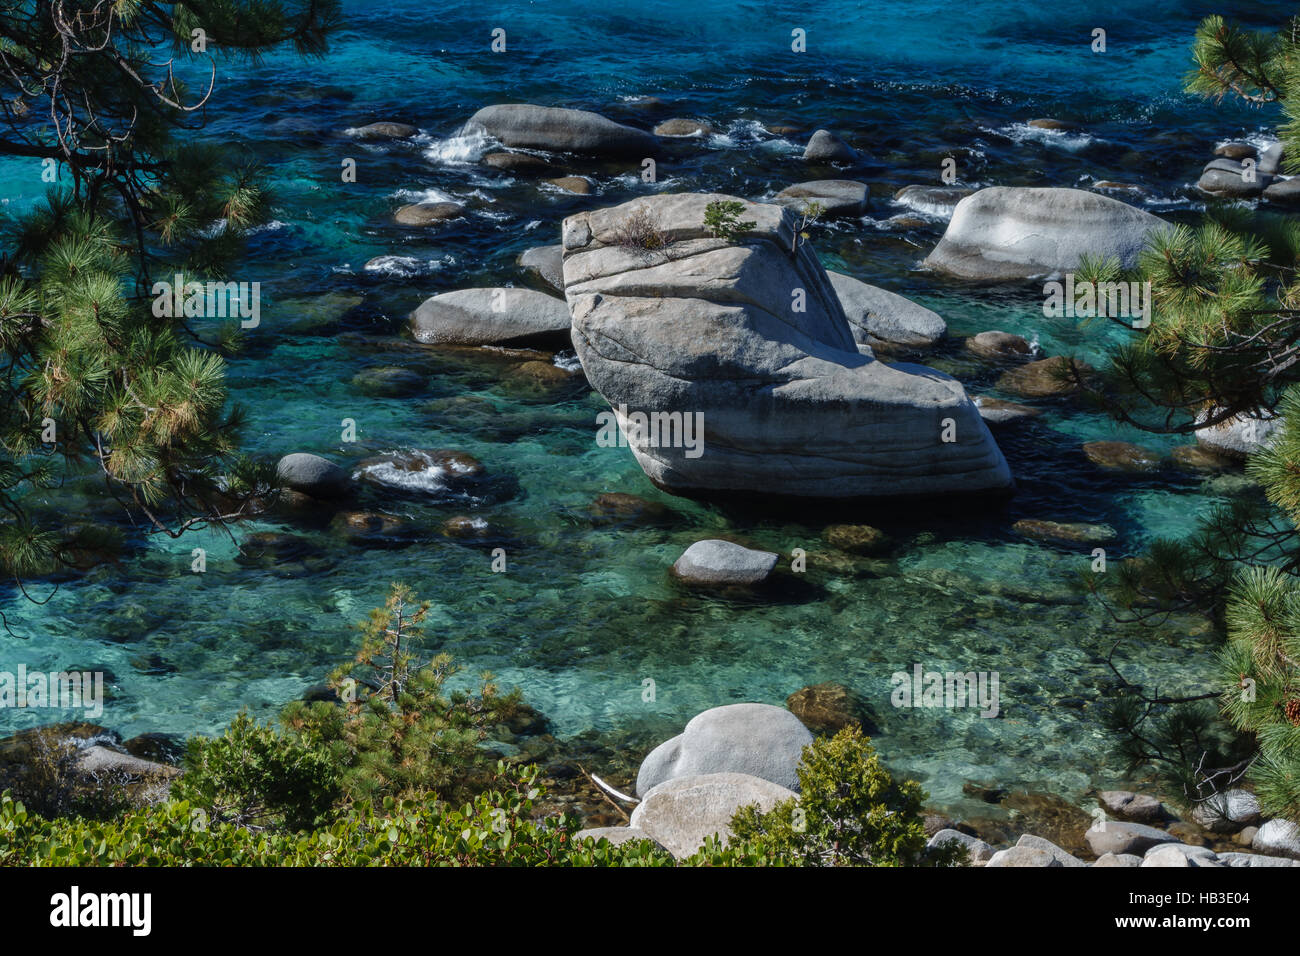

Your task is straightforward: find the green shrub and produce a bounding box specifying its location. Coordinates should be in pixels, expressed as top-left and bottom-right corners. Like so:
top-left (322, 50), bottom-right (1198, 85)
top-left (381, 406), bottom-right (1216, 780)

top-left (727, 727), bottom-right (963, 866)
top-left (172, 711), bottom-right (340, 832)
top-left (703, 199), bottom-right (756, 242)
top-left (0, 764), bottom-right (675, 867)
top-left (280, 583), bottom-right (521, 805)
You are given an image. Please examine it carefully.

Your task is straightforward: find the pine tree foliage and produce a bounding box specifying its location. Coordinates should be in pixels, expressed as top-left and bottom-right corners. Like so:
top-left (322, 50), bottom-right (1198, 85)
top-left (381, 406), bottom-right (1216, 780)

top-left (1091, 12), bottom-right (1300, 820)
top-left (280, 584), bottom-right (523, 806)
top-left (0, 2), bottom-right (339, 590)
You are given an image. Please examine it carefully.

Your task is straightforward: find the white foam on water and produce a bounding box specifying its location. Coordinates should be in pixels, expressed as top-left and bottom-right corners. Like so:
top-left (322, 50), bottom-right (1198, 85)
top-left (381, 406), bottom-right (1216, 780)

top-left (553, 350), bottom-right (583, 372)
top-left (355, 459), bottom-right (449, 494)
top-left (424, 128), bottom-right (496, 165)
top-left (361, 254), bottom-right (457, 277)
top-left (523, 220), bottom-right (543, 231)
top-left (986, 123), bottom-right (1097, 152)
top-left (392, 186), bottom-right (458, 204)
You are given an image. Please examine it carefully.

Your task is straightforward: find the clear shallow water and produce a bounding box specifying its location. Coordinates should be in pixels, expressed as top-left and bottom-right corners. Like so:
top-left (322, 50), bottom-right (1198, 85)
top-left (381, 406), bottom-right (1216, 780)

top-left (0, 0), bottom-right (1284, 811)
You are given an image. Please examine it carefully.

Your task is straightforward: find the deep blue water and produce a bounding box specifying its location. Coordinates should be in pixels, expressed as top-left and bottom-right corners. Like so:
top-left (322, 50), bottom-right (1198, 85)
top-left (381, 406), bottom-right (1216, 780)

top-left (0, 0), bottom-right (1288, 813)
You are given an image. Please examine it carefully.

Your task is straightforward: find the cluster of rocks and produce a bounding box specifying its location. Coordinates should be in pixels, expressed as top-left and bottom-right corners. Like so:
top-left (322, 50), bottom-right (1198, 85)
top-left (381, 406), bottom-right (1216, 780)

top-left (572, 702), bottom-right (1300, 867)
top-left (576, 703), bottom-right (811, 858)
top-left (1198, 140), bottom-right (1298, 204)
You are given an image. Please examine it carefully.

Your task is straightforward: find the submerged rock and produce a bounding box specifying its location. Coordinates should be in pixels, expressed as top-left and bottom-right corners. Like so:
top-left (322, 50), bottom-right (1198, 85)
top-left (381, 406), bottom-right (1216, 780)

top-left (394, 201), bottom-right (464, 226)
top-left (464, 104), bottom-right (657, 156)
top-left (1013, 518), bottom-right (1116, 546)
top-left (1170, 443), bottom-right (1236, 473)
top-left (827, 271), bottom-right (946, 348)
top-left (636, 702), bottom-right (812, 796)
top-left (1082, 440), bottom-right (1163, 473)
top-left (350, 121), bottom-right (417, 140)
top-left (481, 151), bottom-right (558, 175)
top-left (966, 330), bottom-right (1033, 362)
top-left (409, 287), bottom-right (571, 347)
top-left (351, 366), bottom-right (426, 397)
top-left (821, 523), bottom-right (890, 555)
top-left (786, 682), bottom-right (878, 735)
top-left (561, 192), bottom-right (1012, 499)
top-left (923, 187), bottom-right (1167, 280)
top-left (588, 492), bottom-right (673, 526)
top-left (654, 118), bottom-right (714, 138)
top-left (996, 356), bottom-right (1091, 398)
top-left (331, 511), bottom-right (418, 548)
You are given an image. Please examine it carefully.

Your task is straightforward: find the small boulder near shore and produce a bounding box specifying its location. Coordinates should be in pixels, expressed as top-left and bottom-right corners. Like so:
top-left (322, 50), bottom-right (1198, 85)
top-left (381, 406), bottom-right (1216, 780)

top-left (409, 287), bottom-right (571, 347)
top-left (635, 702), bottom-right (813, 796)
top-left (463, 103), bottom-right (658, 156)
top-left (672, 539), bottom-right (777, 587)
top-left (923, 186), bottom-right (1167, 280)
top-left (630, 772), bottom-right (796, 859)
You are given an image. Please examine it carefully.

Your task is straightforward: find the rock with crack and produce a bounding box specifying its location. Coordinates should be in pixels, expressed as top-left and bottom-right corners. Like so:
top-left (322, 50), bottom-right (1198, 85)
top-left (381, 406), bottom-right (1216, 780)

top-left (560, 192), bottom-right (1012, 499)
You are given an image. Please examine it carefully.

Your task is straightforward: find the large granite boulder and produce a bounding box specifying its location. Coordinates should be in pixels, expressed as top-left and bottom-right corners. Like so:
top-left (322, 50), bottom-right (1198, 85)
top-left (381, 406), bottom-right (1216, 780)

top-left (463, 104), bottom-right (657, 156)
top-left (923, 186), bottom-right (1167, 280)
top-left (827, 270), bottom-right (946, 348)
top-left (561, 192), bottom-right (1012, 499)
top-left (629, 772), bottom-right (796, 859)
top-left (409, 287), bottom-right (571, 347)
top-left (635, 702), bottom-right (813, 797)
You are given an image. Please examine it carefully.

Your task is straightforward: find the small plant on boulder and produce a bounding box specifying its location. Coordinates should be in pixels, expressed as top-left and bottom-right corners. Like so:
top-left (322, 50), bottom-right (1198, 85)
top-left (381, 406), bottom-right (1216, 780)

top-left (703, 199), bottom-right (756, 242)
top-left (611, 204), bottom-right (670, 258)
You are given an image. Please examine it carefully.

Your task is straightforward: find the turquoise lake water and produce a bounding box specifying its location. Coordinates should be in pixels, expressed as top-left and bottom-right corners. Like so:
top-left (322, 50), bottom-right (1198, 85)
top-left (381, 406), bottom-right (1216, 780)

top-left (0, 0), bottom-right (1287, 812)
